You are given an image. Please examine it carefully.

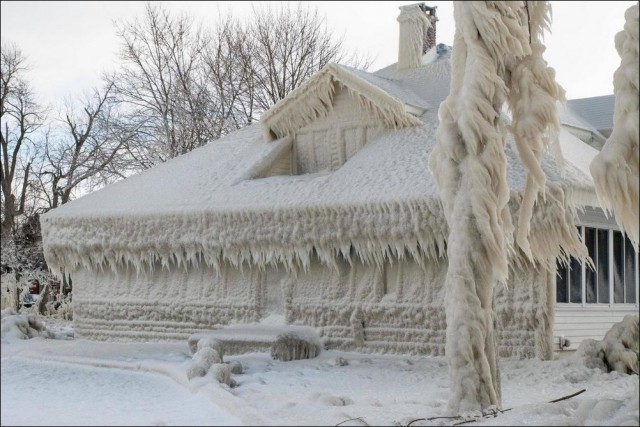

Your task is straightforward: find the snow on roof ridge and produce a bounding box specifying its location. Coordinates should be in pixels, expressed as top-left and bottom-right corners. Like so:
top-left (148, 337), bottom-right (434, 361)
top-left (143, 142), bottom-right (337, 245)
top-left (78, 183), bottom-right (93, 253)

top-left (259, 63), bottom-right (422, 142)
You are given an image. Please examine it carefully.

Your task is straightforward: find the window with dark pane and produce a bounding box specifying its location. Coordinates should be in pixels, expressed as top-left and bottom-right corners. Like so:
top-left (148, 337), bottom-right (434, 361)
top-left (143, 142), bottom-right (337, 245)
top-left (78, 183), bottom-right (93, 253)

top-left (554, 225), bottom-right (639, 306)
top-left (585, 227), bottom-right (597, 303)
top-left (569, 255), bottom-right (582, 303)
top-left (625, 235), bottom-right (637, 304)
top-left (597, 229), bottom-right (610, 303)
top-left (613, 231), bottom-right (625, 303)
top-left (556, 260), bottom-right (568, 303)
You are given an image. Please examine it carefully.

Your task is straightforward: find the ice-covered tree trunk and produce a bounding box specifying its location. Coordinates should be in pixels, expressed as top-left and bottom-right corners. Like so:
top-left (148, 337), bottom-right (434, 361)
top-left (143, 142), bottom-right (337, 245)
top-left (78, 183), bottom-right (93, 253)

top-left (429, 1), bottom-right (563, 414)
top-left (590, 2), bottom-right (639, 249)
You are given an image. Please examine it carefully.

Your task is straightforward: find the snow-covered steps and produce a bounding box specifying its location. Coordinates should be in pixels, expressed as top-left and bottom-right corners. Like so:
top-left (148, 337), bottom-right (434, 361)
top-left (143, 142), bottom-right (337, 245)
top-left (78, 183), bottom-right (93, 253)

top-left (188, 324), bottom-right (323, 361)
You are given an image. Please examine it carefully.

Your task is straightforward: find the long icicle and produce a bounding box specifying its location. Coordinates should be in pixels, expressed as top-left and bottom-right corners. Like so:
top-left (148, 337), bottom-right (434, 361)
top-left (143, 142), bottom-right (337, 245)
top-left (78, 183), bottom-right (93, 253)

top-left (508, 1), bottom-right (566, 260)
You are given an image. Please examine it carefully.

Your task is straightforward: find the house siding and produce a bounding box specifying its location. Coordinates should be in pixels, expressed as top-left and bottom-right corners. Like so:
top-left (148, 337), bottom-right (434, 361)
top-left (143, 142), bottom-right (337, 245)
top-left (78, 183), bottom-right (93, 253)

top-left (71, 255), bottom-right (554, 359)
top-left (554, 305), bottom-right (638, 351)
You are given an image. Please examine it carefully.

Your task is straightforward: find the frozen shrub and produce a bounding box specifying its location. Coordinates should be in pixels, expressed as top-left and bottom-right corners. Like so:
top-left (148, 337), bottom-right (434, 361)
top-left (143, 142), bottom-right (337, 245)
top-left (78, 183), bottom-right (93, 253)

top-left (55, 299), bottom-right (73, 321)
top-left (187, 334), bottom-right (224, 357)
top-left (270, 332), bottom-right (321, 362)
top-left (1, 310), bottom-right (54, 341)
top-left (185, 361), bottom-right (207, 380)
top-left (193, 347), bottom-right (223, 370)
top-left (576, 315), bottom-right (639, 375)
top-left (210, 363), bottom-right (233, 386)
top-left (228, 360), bottom-right (243, 374)
top-left (197, 336), bottom-right (224, 355)
top-left (576, 339), bottom-right (609, 372)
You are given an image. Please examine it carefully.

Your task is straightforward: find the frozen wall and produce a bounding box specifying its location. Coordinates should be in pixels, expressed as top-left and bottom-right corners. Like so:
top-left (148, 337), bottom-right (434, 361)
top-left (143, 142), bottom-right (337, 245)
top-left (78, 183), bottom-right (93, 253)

top-left (72, 255), bottom-right (553, 359)
top-left (73, 262), bottom-right (280, 341)
top-left (252, 84), bottom-right (388, 178)
top-left (293, 84), bottom-right (385, 175)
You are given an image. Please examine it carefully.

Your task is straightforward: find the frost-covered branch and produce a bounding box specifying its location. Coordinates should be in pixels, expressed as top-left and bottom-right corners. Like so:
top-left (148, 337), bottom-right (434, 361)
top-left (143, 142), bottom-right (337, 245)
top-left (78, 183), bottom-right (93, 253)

top-left (590, 2), bottom-right (639, 249)
top-left (0, 43), bottom-right (44, 239)
top-left (507, 1), bottom-right (566, 259)
top-left (38, 82), bottom-right (128, 209)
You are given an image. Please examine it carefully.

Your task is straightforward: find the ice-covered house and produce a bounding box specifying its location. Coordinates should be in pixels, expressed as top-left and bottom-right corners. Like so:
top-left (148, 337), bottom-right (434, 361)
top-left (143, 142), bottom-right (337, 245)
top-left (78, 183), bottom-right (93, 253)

top-left (41, 3), bottom-right (638, 358)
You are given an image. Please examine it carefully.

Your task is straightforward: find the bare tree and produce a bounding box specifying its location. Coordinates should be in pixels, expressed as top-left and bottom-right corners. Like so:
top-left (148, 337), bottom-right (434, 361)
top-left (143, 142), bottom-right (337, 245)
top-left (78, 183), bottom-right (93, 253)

top-left (202, 17), bottom-right (257, 133)
top-left (38, 82), bottom-right (131, 210)
top-left (0, 44), bottom-right (44, 239)
top-left (247, 3), bottom-right (371, 112)
top-left (109, 3), bottom-right (212, 167)
top-left (110, 3), bottom-right (371, 169)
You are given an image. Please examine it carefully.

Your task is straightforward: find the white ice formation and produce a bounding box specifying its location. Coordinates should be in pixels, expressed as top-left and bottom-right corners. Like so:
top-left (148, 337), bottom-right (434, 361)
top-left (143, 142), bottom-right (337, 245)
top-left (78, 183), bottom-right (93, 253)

top-left (429, 1), bottom-right (571, 415)
top-left (188, 325), bottom-right (322, 362)
top-left (576, 314), bottom-right (639, 375)
top-left (1, 309), bottom-right (53, 341)
top-left (260, 63), bottom-right (421, 142)
top-left (507, 2), bottom-right (566, 259)
top-left (590, 2), bottom-right (639, 249)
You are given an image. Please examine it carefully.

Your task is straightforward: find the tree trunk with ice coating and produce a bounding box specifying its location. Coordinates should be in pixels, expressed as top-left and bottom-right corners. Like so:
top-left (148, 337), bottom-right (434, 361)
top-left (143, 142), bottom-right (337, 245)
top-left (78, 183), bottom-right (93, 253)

top-left (590, 2), bottom-right (639, 249)
top-left (429, 1), bottom-right (564, 414)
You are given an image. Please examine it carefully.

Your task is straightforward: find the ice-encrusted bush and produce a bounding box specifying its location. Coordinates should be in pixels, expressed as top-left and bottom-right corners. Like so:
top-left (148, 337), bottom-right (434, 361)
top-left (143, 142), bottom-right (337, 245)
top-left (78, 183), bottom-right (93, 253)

top-left (55, 298), bottom-right (73, 321)
top-left (228, 360), bottom-right (243, 374)
top-left (1, 309), bottom-right (54, 341)
top-left (210, 363), bottom-right (234, 387)
top-left (576, 315), bottom-right (639, 375)
top-left (188, 335), bottom-right (224, 357)
top-left (270, 332), bottom-right (321, 362)
top-left (184, 339), bottom-right (236, 386)
top-left (185, 362), bottom-right (207, 380)
top-left (193, 347), bottom-right (223, 370)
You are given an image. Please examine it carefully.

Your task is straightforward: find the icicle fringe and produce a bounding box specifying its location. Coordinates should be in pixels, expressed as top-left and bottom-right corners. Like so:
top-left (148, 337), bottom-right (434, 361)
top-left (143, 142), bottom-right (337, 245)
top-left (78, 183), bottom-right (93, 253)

top-left (42, 186), bottom-right (586, 282)
top-left (507, 1), bottom-right (566, 260)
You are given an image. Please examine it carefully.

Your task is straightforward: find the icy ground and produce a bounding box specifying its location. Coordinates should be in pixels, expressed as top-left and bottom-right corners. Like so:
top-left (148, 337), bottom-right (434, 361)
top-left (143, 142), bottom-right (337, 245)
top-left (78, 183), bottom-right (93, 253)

top-left (1, 319), bottom-right (638, 426)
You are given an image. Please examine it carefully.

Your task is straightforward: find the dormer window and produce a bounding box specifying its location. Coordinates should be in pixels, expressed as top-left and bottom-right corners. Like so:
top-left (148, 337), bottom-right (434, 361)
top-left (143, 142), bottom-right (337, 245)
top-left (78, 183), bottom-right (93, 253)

top-left (256, 64), bottom-right (429, 177)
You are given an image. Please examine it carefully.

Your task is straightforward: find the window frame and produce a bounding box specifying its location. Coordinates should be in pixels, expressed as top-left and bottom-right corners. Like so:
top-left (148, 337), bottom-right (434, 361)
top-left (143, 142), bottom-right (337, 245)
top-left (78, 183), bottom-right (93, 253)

top-left (556, 222), bottom-right (639, 308)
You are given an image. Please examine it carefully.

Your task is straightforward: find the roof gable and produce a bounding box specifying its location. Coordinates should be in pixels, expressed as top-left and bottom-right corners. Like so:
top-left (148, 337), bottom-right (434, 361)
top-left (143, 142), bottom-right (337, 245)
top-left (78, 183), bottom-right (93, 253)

top-left (259, 63), bottom-right (426, 142)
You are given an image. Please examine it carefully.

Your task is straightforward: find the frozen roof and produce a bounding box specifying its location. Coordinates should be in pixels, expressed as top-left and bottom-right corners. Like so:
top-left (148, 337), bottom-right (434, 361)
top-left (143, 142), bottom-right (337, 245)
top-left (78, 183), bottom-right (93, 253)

top-left (557, 102), bottom-right (605, 138)
top-left (374, 45), bottom-right (452, 108)
top-left (377, 45), bottom-right (609, 139)
top-left (41, 50), bottom-right (597, 276)
top-left (568, 95), bottom-right (615, 132)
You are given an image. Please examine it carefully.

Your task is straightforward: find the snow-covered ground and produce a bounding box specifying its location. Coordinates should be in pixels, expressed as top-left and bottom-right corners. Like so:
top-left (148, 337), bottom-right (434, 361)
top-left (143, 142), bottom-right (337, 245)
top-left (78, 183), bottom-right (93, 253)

top-left (1, 317), bottom-right (638, 426)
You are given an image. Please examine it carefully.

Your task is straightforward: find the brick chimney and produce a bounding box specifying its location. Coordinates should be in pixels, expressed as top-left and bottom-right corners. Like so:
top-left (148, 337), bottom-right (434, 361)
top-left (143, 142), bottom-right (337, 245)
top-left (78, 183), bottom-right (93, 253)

top-left (397, 3), bottom-right (437, 70)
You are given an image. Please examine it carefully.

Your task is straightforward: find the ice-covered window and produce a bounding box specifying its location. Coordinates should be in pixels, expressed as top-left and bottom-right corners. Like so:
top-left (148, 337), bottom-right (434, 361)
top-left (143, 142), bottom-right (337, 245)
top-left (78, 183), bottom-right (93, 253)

top-left (556, 226), bottom-right (639, 305)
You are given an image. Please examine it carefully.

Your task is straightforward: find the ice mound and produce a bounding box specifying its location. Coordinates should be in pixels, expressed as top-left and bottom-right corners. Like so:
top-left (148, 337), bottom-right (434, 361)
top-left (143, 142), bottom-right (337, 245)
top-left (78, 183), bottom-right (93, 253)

top-left (576, 314), bottom-right (639, 375)
top-left (1, 309), bottom-right (54, 341)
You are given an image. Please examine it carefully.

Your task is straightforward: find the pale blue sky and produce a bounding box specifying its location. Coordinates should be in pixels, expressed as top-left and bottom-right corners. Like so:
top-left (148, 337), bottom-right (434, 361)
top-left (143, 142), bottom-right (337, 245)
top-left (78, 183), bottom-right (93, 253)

top-left (1, 1), bottom-right (635, 107)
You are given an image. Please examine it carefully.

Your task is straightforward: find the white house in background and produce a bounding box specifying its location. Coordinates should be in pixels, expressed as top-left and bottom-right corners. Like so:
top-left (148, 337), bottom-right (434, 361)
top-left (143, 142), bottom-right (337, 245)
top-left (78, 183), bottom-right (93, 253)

top-left (40, 3), bottom-right (637, 358)
top-left (553, 94), bottom-right (638, 352)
